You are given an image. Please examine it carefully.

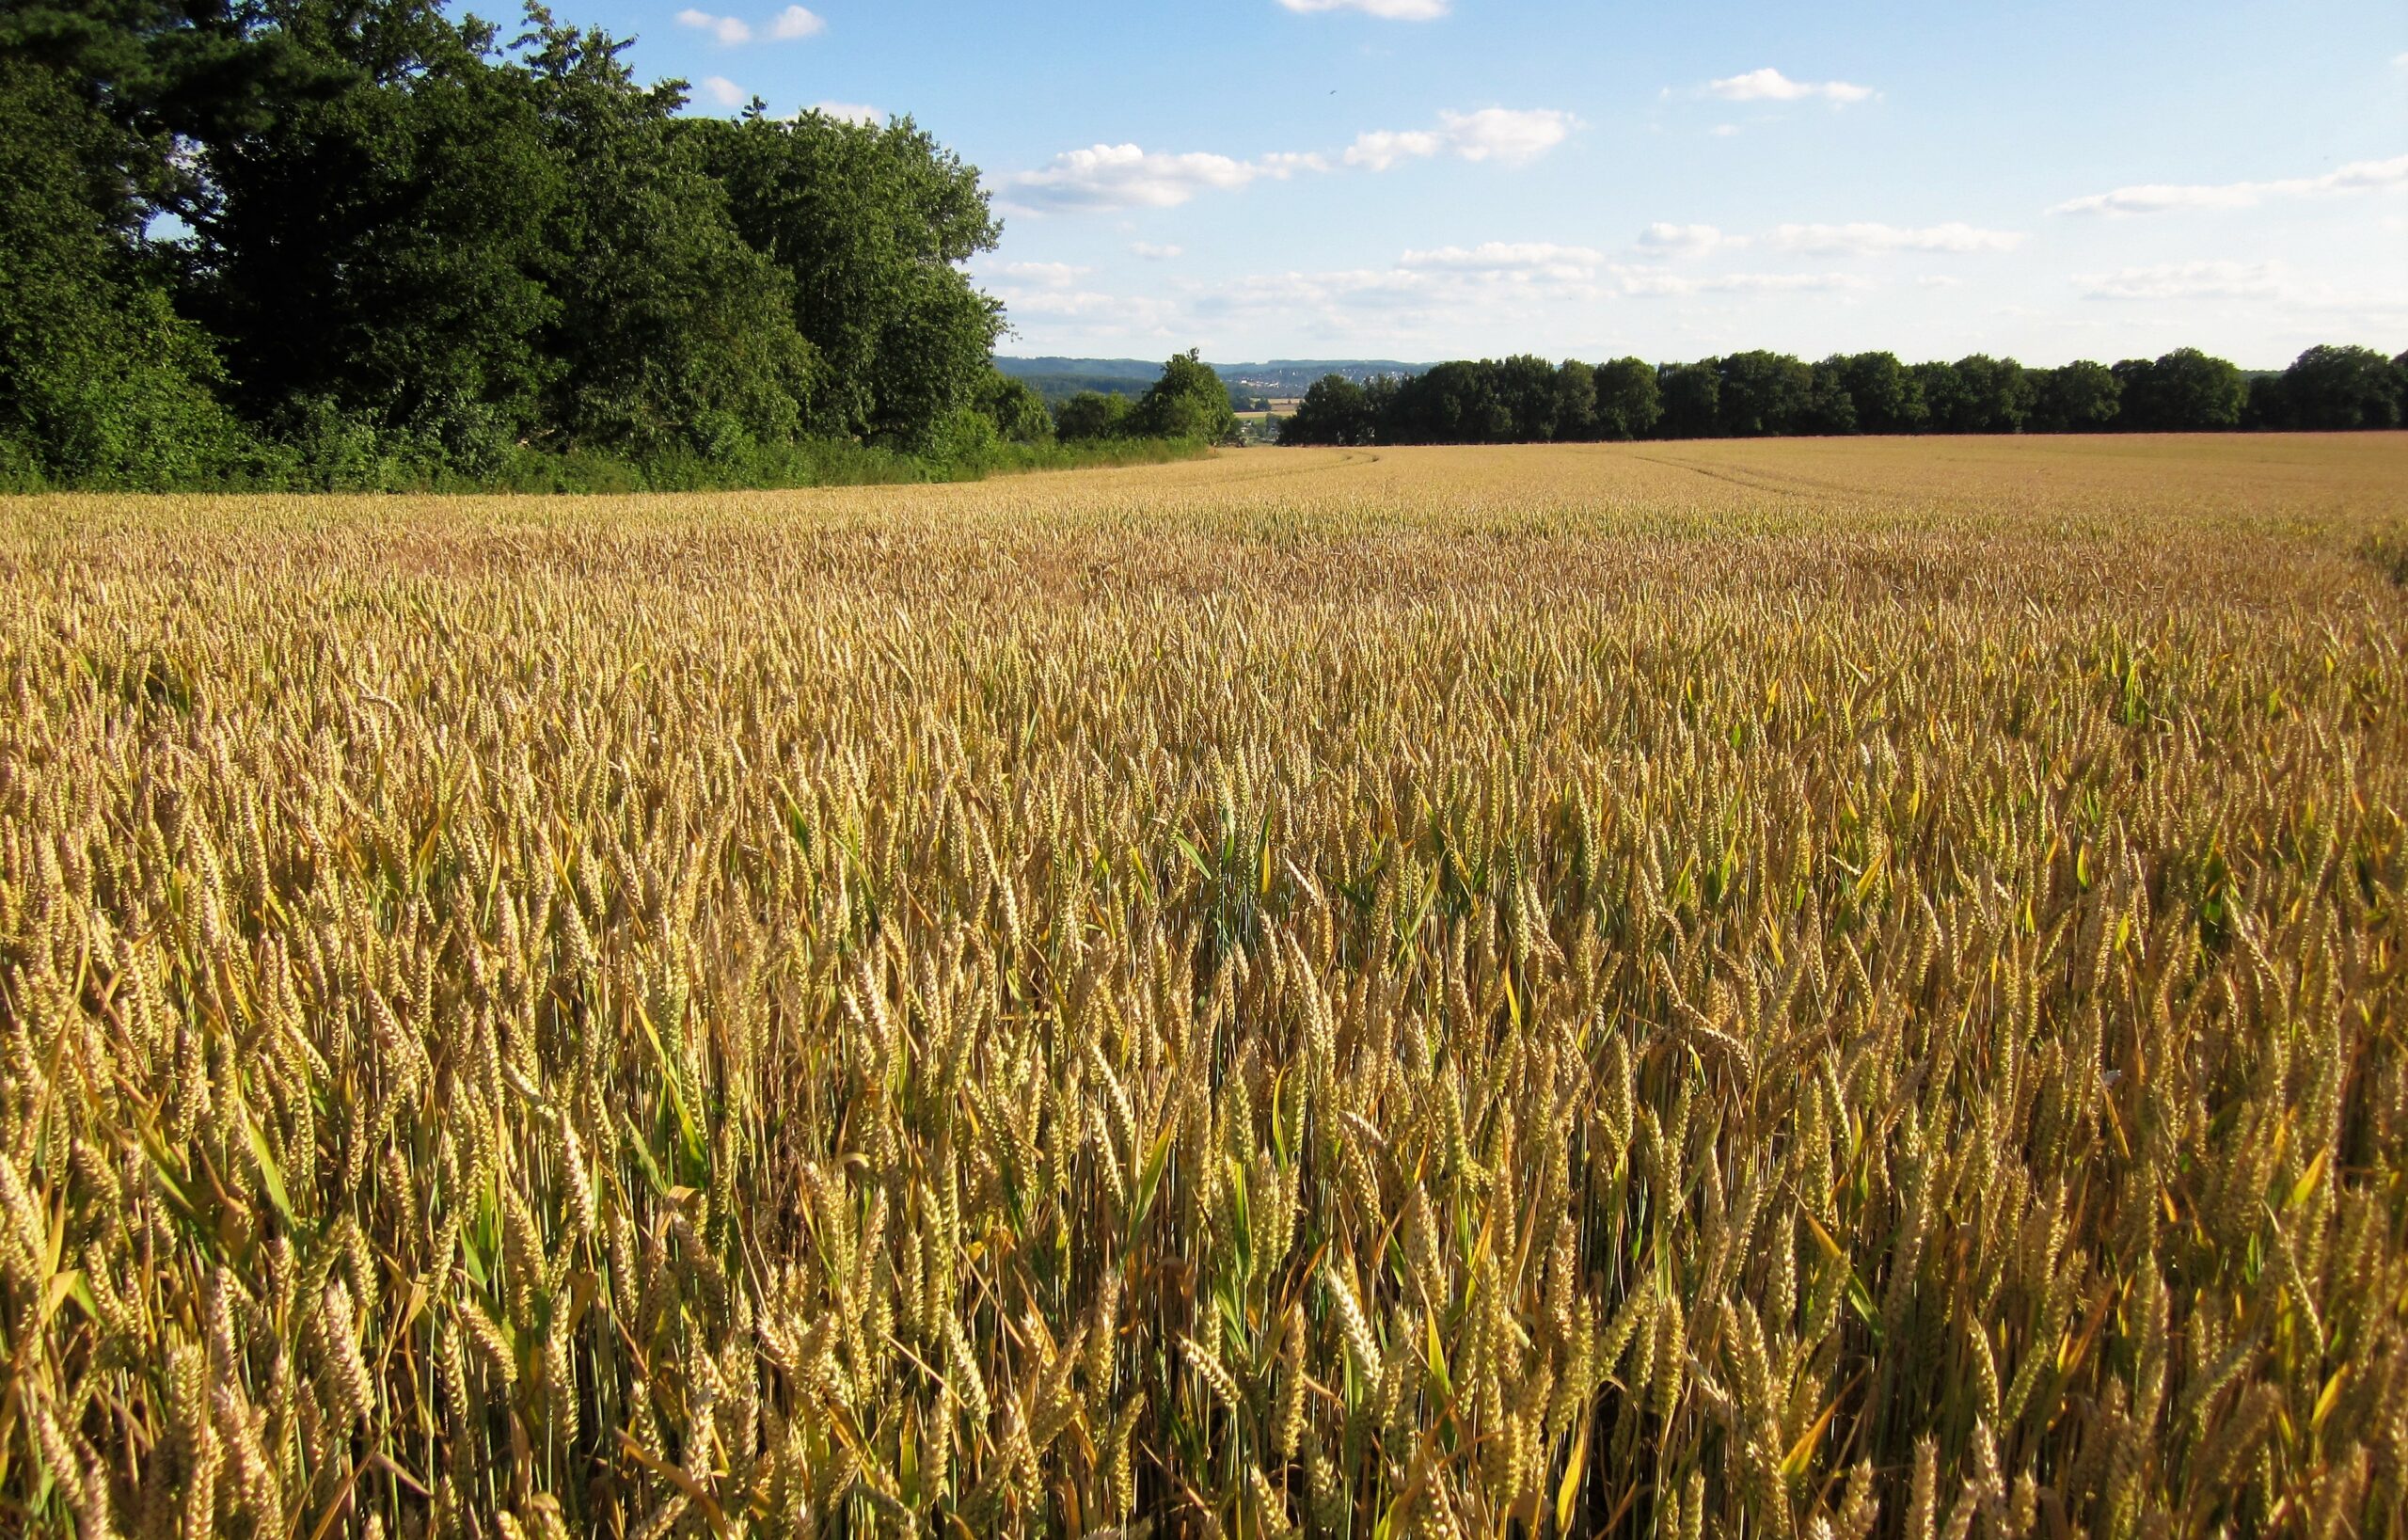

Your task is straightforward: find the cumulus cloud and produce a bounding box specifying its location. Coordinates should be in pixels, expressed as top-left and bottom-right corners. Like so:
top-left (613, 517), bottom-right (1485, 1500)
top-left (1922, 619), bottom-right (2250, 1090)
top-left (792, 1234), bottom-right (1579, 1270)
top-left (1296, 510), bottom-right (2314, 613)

top-left (1131, 242), bottom-right (1184, 260)
top-left (1768, 221), bottom-right (2026, 254)
top-left (1357, 242), bottom-right (1867, 299)
top-left (1706, 68), bottom-right (1876, 104)
top-left (698, 75), bottom-right (747, 108)
top-left (2051, 154), bottom-right (2408, 215)
top-left (1277, 0), bottom-right (1448, 16)
top-left (678, 5), bottom-right (820, 43)
top-left (992, 261), bottom-right (1092, 287)
top-left (1340, 129), bottom-right (1443, 172)
top-left (1345, 107), bottom-right (1576, 169)
top-left (678, 9), bottom-right (752, 44)
top-left (1614, 266), bottom-right (1873, 296)
top-left (1637, 221), bottom-right (1733, 257)
top-left (808, 101), bottom-right (883, 124)
top-left (2076, 260), bottom-right (2288, 301)
top-left (1401, 242), bottom-right (1607, 279)
top-left (769, 5), bottom-right (824, 38)
top-left (1003, 145), bottom-right (1283, 212)
top-left (1006, 108), bottom-right (1571, 213)
top-left (1444, 107), bottom-right (1578, 162)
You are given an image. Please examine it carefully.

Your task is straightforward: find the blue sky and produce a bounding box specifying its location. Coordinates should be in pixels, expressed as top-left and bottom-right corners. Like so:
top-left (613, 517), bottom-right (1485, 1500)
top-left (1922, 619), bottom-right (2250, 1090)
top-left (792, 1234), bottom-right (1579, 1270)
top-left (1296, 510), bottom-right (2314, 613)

top-left (576, 0), bottom-right (2401, 366)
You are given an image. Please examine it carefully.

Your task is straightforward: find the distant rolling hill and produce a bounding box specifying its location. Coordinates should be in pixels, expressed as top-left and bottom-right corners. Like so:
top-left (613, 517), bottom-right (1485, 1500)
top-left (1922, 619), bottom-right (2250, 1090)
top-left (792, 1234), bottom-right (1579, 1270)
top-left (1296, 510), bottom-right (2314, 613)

top-left (997, 357), bottom-right (1425, 404)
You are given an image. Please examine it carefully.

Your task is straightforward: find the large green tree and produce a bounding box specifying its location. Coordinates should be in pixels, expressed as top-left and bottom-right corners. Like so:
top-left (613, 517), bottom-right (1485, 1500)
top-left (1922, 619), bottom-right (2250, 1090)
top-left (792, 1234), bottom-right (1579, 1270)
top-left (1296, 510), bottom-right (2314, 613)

top-left (1592, 357), bottom-right (1662, 440)
top-left (1494, 354), bottom-right (1562, 441)
top-left (1656, 361), bottom-right (1721, 439)
top-left (1932, 355), bottom-right (2033, 434)
top-left (1714, 351), bottom-right (1813, 437)
top-left (0, 55), bottom-right (240, 484)
top-left (515, 14), bottom-right (814, 457)
top-left (1131, 350), bottom-right (1238, 443)
top-left (693, 105), bottom-right (1002, 448)
top-left (187, 0), bottom-right (565, 467)
top-left (1053, 389), bottom-right (1131, 441)
top-left (2030, 361), bottom-right (2121, 433)
top-left (1838, 352), bottom-right (1925, 435)
top-left (2273, 344), bottom-right (2403, 431)
top-left (2114, 348), bottom-right (2244, 432)
top-left (1278, 373), bottom-right (1376, 446)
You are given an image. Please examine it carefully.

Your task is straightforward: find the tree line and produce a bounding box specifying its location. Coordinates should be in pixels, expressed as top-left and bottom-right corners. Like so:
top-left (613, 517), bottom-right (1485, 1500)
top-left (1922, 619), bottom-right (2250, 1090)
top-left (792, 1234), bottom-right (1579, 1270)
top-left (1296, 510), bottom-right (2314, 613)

top-left (0, 0), bottom-right (1195, 491)
top-left (1278, 345), bottom-right (2408, 447)
top-left (1048, 352), bottom-right (1244, 446)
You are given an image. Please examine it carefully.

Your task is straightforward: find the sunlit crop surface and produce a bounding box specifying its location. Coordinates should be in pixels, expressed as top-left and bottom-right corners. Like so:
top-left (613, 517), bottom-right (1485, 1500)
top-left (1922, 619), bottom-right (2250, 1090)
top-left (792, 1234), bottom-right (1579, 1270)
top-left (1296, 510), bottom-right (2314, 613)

top-left (4, 435), bottom-right (2405, 1537)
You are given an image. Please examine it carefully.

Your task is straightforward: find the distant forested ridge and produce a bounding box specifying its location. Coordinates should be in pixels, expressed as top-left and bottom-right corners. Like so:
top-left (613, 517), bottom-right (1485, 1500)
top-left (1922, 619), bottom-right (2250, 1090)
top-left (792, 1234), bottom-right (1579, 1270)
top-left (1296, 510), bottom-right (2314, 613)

top-left (999, 357), bottom-right (1423, 397)
top-left (1277, 347), bottom-right (2408, 446)
top-left (0, 0), bottom-right (1201, 489)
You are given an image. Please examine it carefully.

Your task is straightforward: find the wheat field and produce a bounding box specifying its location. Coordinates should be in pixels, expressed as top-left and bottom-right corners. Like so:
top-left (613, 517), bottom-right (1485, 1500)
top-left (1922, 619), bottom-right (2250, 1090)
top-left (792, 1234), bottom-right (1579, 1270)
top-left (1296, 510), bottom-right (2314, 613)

top-left (3, 436), bottom-right (2405, 1538)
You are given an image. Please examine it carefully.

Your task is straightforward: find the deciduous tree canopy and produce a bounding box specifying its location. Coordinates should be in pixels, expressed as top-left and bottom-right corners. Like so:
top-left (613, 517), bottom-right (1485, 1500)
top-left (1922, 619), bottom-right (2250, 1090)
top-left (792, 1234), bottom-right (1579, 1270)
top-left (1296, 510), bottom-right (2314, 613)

top-left (0, 0), bottom-right (1079, 486)
top-left (1272, 345), bottom-right (2403, 446)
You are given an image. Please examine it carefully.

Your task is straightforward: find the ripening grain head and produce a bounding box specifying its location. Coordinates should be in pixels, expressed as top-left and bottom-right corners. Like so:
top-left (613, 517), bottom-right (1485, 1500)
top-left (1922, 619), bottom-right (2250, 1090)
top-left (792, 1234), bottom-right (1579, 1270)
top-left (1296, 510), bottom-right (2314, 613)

top-left (1, 435), bottom-right (2404, 1536)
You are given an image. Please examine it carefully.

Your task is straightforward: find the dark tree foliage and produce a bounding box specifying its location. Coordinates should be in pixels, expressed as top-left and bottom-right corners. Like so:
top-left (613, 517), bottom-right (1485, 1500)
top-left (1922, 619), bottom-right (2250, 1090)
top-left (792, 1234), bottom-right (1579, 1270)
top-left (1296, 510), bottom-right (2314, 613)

top-left (2261, 345), bottom-right (2404, 431)
top-left (1493, 354), bottom-right (1562, 441)
top-left (2114, 349), bottom-right (2246, 432)
top-left (1550, 360), bottom-right (1597, 441)
top-left (1803, 358), bottom-right (1857, 436)
top-left (1387, 361), bottom-right (1512, 444)
top-left (694, 105), bottom-right (1002, 448)
top-left (1264, 341), bottom-right (2397, 451)
top-left (1837, 353), bottom-right (1925, 435)
top-left (1052, 389), bottom-right (1132, 441)
top-left (974, 371), bottom-right (1053, 444)
top-left (1656, 361), bottom-right (1721, 439)
top-left (1278, 374), bottom-right (1376, 446)
top-left (0, 56), bottom-right (241, 485)
top-left (1592, 357), bottom-right (1662, 440)
top-left (1714, 350), bottom-right (1814, 437)
top-left (2031, 360), bottom-right (2121, 433)
top-left (1932, 355), bottom-right (2034, 435)
top-left (0, 0), bottom-right (1028, 485)
top-left (190, 0), bottom-right (572, 466)
top-left (1130, 350), bottom-right (1240, 444)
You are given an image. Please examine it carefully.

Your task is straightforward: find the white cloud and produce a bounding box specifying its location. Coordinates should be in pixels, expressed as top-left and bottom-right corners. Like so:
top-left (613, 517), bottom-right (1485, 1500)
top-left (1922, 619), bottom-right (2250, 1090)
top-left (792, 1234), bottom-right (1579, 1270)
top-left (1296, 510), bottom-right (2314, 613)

top-left (698, 75), bottom-right (747, 108)
top-left (1442, 107), bottom-right (1578, 163)
top-left (1710, 123), bottom-right (1740, 138)
top-left (677, 6), bottom-right (820, 43)
top-left (1614, 266), bottom-right (1874, 296)
top-left (678, 8), bottom-right (752, 44)
top-left (2069, 261), bottom-right (2408, 325)
top-left (1009, 108), bottom-right (1571, 213)
top-left (2051, 153), bottom-right (2408, 215)
top-left (1401, 242), bottom-right (1607, 279)
top-left (1004, 145), bottom-right (1284, 212)
top-left (2077, 260), bottom-right (2287, 301)
top-left (1277, 0), bottom-right (1448, 16)
top-left (1706, 68), bottom-right (1876, 104)
top-left (1131, 242), bottom-right (1184, 260)
top-left (769, 5), bottom-right (824, 39)
top-left (992, 261), bottom-right (1092, 287)
top-left (1916, 275), bottom-right (1966, 289)
top-left (1768, 221), bottom-right (2026, 254)
top-left (808, 101), bottom-right (883, 124)
top-left (1345, 107), bottom-right (1576, 169)
top-left (1637, 221), bottom-right (1733, 257)
top-left (1341, 129), bottom-right (1445, 172)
